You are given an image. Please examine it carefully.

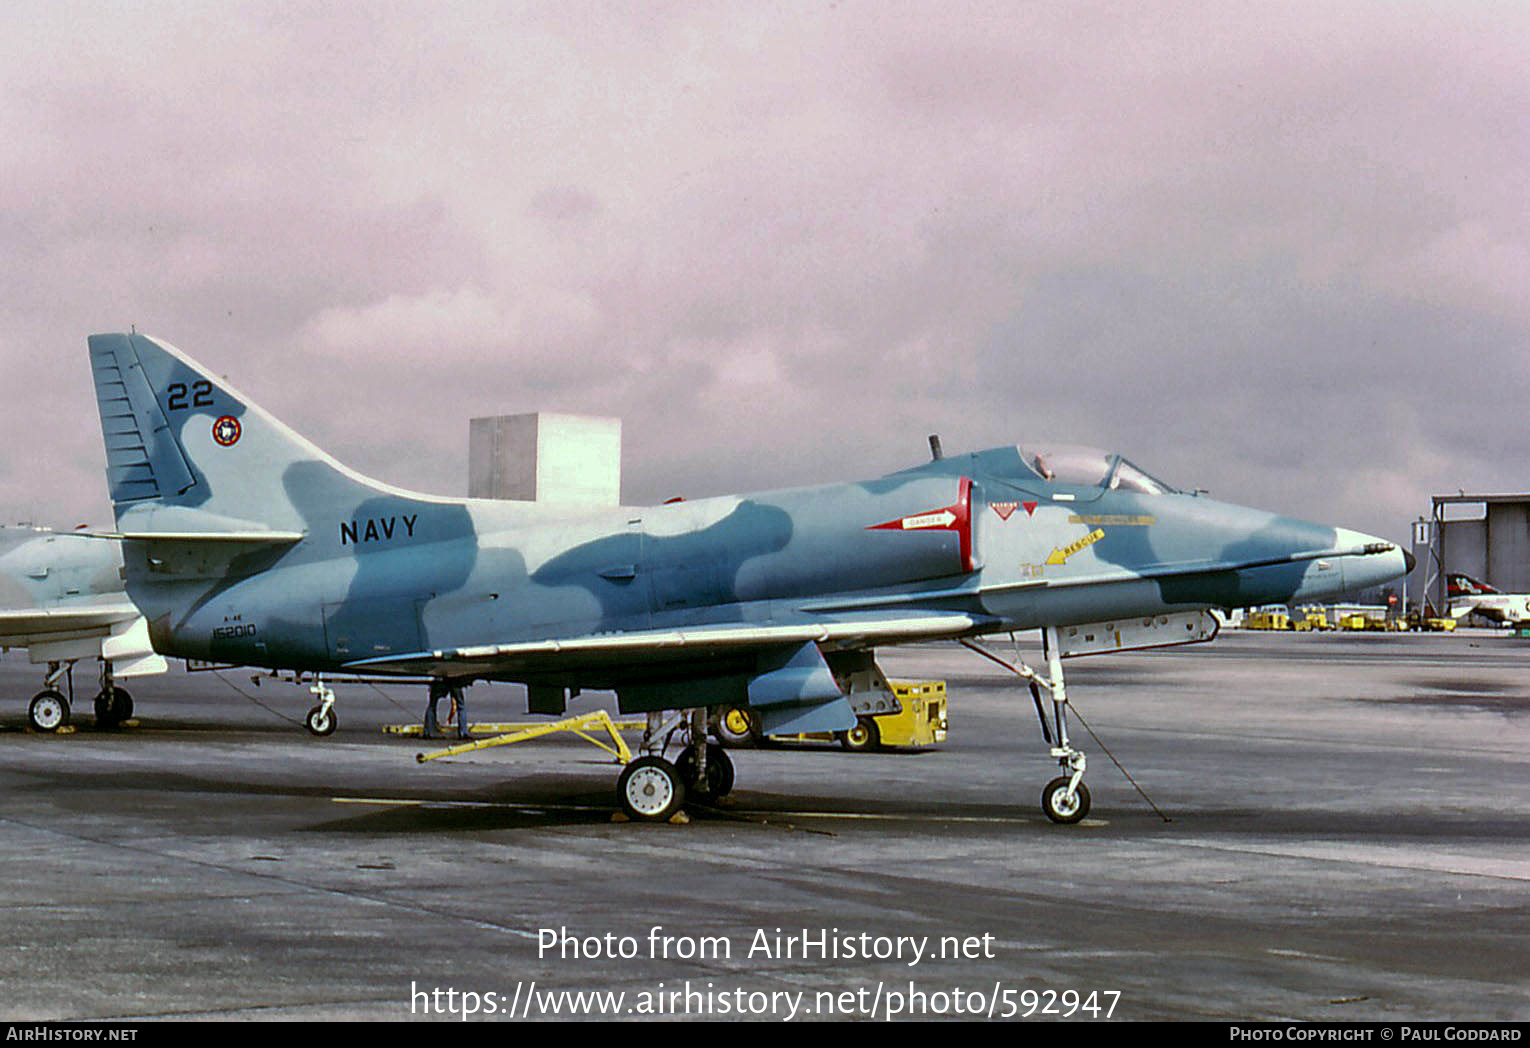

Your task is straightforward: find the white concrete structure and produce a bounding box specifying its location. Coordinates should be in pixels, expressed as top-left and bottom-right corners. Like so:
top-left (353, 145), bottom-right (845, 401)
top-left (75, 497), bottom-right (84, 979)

top-left (468, 413), bottom-right (621, 505)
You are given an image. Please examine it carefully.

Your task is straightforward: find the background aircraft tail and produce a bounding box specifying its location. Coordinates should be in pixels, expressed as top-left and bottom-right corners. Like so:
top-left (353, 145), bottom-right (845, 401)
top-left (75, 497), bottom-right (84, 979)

top-left (1447, 573), bottom-right (1499, 597)
top-left (87, 333), bottom-right (452, 535)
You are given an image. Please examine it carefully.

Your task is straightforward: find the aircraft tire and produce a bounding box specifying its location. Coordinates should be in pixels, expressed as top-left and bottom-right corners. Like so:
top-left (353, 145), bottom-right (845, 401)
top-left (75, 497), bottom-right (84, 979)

top-left (305, 705), bottom-right (337, 737)
top-left (28, 690), bottom-right (70, 733)
top-left (617, 756), bottom-right (686, 822)
top-left (716, 706), bottom-right (759, 748)
top-left (1041, 777), bottom-right (1091, 824)
top-left (676, 743), bottom-right (734, 800)
top-left (95, 687), bottom-right (133, 729)
top-left (839, 716), bottom-right (881, 752)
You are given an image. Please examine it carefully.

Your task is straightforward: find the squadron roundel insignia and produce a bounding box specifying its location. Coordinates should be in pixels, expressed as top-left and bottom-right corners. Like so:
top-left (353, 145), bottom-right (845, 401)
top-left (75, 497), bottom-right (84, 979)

top-left (212, 415), bottom-right (242, 447)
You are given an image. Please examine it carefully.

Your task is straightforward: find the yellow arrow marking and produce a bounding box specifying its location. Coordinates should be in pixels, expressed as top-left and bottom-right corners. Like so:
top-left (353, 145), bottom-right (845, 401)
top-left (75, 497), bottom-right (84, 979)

top-left (1045, 528), bottom-right (1105, 565)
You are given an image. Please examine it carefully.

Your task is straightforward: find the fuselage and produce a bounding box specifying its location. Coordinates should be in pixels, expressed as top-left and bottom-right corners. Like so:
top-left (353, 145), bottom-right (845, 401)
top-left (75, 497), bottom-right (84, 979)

top-left (1449, 595), bottom-right (1530, 625)
top-left (121, 444), bottom-right (1404, 680)
top-left (0, 527), bottom-right (126, 612)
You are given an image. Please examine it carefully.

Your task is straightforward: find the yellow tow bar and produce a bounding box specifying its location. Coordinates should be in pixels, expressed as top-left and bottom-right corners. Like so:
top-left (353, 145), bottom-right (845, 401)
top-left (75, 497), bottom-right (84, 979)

top-left (410, 710), bottom-right (638, 764)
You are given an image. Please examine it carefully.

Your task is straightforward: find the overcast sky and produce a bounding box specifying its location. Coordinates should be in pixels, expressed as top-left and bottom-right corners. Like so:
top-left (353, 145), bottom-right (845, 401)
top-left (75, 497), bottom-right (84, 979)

top-left (3, 1), bottom-right (1526, 541)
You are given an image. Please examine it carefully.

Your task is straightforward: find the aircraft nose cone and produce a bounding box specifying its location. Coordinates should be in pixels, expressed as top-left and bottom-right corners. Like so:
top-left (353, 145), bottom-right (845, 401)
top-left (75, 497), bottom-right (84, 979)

top-left (1404, 548), bottom-right (1417, 574)
top-left (1334, 529), bottom-right (1411, 593)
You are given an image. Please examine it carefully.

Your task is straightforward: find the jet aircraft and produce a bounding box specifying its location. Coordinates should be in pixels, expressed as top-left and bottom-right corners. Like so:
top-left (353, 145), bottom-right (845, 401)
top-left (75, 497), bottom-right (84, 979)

top-left (0, 525), bottom-right (164, 730)
top-left (1446, 573), bottom-right (1530, 627)
top-left (85, 332), bottom-right (1410, 823)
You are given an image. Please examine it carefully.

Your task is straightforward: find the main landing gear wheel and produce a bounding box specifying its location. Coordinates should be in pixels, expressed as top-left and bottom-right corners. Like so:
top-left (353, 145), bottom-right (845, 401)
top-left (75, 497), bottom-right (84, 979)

top-left (28, 690), bottom-right (70, 733)
top-left (305, 705), bottom-right (337, 736)
top-left (676, 743), bottom-right (734, 801)
top-left (618, 756), bottom-right (686, 822)
top-left (839, 716), bottom-right (881, 752)
top-left (94, 687), bottom-right (133, 729)
top-left (1041, 777), bottom-right (1091, 824)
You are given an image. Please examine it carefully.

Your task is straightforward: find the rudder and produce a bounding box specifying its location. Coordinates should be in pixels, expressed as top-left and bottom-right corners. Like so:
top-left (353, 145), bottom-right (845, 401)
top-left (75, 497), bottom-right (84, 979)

top-left (90, 333), bottom-right (199, 505)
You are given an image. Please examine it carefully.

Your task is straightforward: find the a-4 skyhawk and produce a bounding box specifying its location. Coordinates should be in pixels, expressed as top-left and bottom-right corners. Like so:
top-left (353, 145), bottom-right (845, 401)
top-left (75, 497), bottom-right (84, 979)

top-left (85, 333), bottom-right (1410, 823)
top-left (0, 524), bottom-right (164, 731)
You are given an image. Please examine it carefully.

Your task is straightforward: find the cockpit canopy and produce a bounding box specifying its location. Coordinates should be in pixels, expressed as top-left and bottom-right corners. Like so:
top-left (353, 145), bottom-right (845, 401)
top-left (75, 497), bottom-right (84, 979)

top-left (1016, 444), bottom-right (1179, 495)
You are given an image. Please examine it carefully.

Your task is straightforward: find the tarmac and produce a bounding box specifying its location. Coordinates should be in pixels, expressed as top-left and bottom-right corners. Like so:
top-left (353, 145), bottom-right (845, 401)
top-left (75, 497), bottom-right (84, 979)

top-left (1, 629), bottom-right (1527, 1021)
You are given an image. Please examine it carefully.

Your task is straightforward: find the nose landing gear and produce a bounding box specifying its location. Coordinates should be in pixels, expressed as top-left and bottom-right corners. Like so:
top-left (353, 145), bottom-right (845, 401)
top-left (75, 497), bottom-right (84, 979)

top-left (962, 626), bottom-right (1093, 824)
top-left (305, 677), bottom-right (337, 736)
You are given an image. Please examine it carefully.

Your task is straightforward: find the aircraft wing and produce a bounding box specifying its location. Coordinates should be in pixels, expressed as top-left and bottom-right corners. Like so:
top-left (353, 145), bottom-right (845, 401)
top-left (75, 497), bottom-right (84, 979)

top-left (343, 612), bottom-right (997, 679)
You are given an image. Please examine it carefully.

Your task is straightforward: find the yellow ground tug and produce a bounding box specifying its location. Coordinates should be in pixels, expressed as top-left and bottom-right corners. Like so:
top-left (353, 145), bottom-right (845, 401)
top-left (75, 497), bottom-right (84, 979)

top-left (1291, 609), bottom-right (1331, 631)
top-left (1244, 609), bottom-right (1290, 630)
top-left (717, 679), bottom-right (948, 752)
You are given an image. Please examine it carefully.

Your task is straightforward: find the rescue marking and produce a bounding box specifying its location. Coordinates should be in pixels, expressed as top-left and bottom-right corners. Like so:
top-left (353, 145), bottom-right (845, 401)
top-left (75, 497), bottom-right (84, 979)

top-left (1045, 528), bottom-right (1106, 565)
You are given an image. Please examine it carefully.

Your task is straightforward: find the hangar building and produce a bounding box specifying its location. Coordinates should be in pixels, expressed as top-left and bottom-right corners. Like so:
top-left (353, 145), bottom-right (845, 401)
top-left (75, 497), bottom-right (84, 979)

top-left (1414, 493), bottom-right (1530, 615)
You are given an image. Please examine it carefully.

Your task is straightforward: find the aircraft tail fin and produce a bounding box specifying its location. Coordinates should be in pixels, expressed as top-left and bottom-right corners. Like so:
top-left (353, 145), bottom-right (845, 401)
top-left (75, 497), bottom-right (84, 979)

top-left (87, 333), bottom-right (440, 533)
top-left (1446, 573), bottom-right (1499, 597)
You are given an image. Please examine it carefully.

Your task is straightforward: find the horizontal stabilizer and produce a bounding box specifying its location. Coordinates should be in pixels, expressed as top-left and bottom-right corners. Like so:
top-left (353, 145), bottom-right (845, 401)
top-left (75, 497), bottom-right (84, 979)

top-left (87, 505), bottom-right (305, 545)
top-left (86, 530), bottom-right (305, 544)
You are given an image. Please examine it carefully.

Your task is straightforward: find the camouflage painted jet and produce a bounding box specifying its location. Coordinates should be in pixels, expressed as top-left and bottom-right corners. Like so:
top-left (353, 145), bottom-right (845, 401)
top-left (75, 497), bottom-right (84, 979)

top-left (85, 332), bottom-right (1410, 823)
top-left (0, 525), bottom-right (164, 731)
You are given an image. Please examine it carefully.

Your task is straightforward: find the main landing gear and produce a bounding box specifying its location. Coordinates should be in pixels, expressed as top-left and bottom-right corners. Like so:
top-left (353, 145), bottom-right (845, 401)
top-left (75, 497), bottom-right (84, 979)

top-left (963, 625), bottom-right (1091, 825)
top-left (27, 661), bottom-right (73, 732)
top-left (616, 708), bottom-right (735, 822)
top-left (93, 660), bottom-right (133, 729)
top-left (25, 660), bottom-right (133, 733)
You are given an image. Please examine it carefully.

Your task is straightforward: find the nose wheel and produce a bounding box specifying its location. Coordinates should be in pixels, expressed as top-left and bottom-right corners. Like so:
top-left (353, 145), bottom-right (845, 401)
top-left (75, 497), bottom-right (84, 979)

top-left (1042, 776), bottom-right (1091, 824)
top-left (305, 678), bottom-right (337, 736)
